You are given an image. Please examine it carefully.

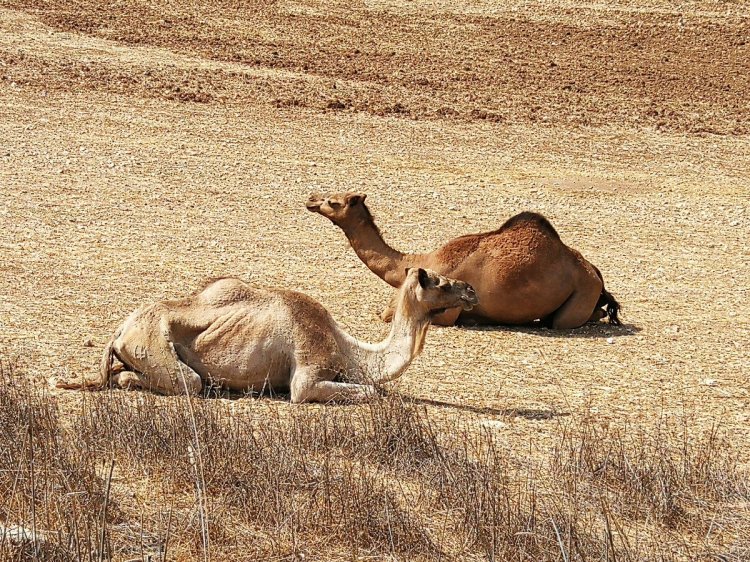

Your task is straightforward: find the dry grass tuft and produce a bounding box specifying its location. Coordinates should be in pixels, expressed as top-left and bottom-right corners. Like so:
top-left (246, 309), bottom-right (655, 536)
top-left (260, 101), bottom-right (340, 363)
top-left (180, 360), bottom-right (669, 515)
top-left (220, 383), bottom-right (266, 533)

top-left (0, 360), bottom-right (113, 561)
top-left (553, 416), bottom-right (750, 530)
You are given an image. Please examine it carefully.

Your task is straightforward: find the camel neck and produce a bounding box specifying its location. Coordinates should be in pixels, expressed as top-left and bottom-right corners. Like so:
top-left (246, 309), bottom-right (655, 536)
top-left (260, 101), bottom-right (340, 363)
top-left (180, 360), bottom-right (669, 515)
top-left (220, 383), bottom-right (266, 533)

top-left (354, 287), bottom-right (430, 383)
top-left (340, 216), bottom-right (413, 288)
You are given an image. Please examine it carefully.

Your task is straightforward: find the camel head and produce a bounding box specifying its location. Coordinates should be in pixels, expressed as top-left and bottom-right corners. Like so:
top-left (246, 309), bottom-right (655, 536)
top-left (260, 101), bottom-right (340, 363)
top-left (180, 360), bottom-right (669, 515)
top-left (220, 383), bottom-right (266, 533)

top-left (306, 191), bottom-right (369, 225)
top-left (404, 268), bottom-right (478, 316)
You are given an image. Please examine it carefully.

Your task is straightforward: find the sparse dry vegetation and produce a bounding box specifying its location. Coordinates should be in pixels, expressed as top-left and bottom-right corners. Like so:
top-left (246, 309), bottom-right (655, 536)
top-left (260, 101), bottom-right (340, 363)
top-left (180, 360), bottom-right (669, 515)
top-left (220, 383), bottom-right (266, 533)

top-left (2, 360), bottom-right (748, 561)
top-left (1, 0), bottom-right (748, 560)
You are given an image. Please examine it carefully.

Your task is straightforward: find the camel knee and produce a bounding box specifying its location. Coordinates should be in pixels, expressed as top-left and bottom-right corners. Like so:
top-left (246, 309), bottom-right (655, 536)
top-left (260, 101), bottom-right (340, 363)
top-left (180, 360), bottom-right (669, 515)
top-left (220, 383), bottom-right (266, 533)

top-left (290, 369), bottom-right (318, 403)
top-left (176, 370), bottom-right (203, 396)
top-left (290, 378), bottom-right (315, 404)
top-left (150, 364), bottom-right (202, 396)
top-left (380, 305), bottom-right (395, 323)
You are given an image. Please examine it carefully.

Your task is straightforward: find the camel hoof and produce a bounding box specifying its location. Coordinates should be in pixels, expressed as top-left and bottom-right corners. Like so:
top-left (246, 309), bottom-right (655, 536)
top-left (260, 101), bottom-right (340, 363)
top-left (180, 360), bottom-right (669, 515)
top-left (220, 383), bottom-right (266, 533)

top-left (586, 308), bottom-right (607, 323)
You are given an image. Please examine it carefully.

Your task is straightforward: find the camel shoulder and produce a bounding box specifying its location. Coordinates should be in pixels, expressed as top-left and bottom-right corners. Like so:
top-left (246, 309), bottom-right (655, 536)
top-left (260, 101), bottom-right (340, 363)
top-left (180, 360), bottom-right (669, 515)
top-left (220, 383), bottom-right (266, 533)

top-left (276, 289), bottom-right (335, 323)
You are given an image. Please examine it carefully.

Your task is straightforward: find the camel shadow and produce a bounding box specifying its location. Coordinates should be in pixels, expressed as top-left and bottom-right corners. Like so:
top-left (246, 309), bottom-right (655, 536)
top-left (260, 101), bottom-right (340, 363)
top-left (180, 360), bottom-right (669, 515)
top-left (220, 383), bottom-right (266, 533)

top-left (200, 386), bottom-right (292, 401)
top-left (458, 320), bottom-right (641, 340)
top-left (199, 389), bottom-right (566, 420)
top-left (401, 396), bottom-right (568, 420)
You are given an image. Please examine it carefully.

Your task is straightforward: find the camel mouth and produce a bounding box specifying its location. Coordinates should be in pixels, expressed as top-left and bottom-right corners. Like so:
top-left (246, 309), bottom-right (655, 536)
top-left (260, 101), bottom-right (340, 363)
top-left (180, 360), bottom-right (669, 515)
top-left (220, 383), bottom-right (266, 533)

top-left (459, 294), bottom-right (479, 310)
top-left (459, 299), bottom-right (476, 311)
top-left (305, 193), bottom-right (324, 212)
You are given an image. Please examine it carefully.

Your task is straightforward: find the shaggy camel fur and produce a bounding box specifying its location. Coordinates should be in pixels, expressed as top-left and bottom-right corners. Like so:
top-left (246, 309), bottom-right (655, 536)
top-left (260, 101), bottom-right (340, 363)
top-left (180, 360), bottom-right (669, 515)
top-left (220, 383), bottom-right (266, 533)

top-left (306, 192), bottom-right (620, 329)
top-left (57, 269), bottom-right (477, 403)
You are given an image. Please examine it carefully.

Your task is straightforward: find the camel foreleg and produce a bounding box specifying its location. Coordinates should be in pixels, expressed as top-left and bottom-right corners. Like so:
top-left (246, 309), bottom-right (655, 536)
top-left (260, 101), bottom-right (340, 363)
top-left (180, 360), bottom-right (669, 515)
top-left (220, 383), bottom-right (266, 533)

top-left (290, 366), bottom-right (378, 404)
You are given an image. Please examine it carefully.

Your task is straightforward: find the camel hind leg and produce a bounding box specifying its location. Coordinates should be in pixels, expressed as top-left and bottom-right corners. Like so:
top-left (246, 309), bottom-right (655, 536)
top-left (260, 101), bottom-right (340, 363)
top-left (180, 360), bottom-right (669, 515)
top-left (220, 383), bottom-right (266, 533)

top-left (57, 311), bottom-right (203, 396)
top-left (119, 342), bottom-right (203, 396)
top-left (549, 284), bottom-right (602, 330)
top-left (113, 317), bottom-right (203, 396)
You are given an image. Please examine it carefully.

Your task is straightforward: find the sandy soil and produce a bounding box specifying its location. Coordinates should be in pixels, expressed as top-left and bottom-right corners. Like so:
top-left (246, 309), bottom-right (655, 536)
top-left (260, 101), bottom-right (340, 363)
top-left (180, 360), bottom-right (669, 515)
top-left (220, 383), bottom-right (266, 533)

top-left (0, 0), bottom-right (748, 461)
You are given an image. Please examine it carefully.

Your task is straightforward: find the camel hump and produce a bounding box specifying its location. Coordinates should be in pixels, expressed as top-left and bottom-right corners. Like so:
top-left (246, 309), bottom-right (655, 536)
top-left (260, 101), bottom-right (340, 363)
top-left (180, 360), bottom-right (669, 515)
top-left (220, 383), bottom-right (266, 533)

top-left (497, 211), bottom-right (561, 239)
top-left (193, 277), bottom-right (262, 306)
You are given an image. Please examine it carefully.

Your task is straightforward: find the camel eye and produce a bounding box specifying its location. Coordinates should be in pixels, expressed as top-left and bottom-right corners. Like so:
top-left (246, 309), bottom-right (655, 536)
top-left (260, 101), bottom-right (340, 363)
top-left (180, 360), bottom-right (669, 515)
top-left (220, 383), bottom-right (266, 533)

top-left (329, 201), bottom-right (342, 209)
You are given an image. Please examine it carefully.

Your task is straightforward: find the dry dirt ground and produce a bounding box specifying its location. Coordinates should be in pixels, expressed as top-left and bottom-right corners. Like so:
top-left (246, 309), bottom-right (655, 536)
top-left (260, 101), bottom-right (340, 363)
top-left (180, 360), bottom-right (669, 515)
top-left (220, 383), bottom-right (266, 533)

top-left (0, 0), bottom-right (749, 558)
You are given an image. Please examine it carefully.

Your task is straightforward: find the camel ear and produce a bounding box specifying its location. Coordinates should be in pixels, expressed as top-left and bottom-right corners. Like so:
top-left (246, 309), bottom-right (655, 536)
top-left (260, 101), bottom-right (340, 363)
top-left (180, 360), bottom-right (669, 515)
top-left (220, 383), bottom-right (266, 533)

top-left (417, 268), bottom-right (430, 289)
top-left (345, 193), bottom-right (366, 206)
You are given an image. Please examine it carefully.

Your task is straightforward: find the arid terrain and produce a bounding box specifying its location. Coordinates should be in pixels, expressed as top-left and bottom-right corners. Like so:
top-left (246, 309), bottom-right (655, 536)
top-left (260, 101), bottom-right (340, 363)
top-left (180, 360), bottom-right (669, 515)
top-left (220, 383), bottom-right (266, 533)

top-left (0, 0), bottom-right (748, 560)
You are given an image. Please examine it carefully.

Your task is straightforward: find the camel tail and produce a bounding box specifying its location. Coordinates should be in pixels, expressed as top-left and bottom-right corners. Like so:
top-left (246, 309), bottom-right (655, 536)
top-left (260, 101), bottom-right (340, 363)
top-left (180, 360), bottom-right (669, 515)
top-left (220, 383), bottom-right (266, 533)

top-left (55, 332), bottom-right (119, 391)
top-left (593, 265), bottom-right (622, 326)
top-left (98, 335), bottom-right (118, 386)
top-left (598, 288), bottom-right (622, 326)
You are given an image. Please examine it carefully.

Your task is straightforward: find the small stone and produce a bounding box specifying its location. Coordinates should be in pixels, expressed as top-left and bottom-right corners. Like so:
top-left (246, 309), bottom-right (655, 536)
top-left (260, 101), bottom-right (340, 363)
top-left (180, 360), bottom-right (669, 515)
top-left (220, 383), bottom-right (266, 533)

top-left (701, 378), bottom-right (717, 386)
top-left (83, 338), bottom-right (94, 347)
top-left (606, 337), bottom-right (614, 344)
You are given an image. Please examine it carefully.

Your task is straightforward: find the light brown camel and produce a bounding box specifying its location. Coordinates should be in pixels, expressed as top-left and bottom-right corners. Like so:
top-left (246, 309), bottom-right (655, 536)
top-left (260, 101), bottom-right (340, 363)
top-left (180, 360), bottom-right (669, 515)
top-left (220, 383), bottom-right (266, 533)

top-left (56, 269), bottom-right (477, 403)
top-left (306, 192), bottom-right (620, 329)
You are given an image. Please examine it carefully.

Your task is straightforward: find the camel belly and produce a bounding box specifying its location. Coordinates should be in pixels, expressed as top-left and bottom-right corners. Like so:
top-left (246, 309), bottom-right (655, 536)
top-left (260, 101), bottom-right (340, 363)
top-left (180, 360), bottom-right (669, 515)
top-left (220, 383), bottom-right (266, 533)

top-left (468, 285), bottom-right (572, 324)
top-left (455, 252), bottom-right (576, 323)
top-left (184, 338), bottom-right (292, 391)
top-left (184, 309), bottom-right (294, 392)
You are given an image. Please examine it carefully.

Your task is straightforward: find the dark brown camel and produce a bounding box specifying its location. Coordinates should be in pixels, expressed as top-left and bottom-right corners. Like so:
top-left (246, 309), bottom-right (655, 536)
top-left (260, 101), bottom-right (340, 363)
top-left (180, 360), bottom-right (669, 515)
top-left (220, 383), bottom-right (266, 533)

top-left (306, 191), bottom-right (620, 329)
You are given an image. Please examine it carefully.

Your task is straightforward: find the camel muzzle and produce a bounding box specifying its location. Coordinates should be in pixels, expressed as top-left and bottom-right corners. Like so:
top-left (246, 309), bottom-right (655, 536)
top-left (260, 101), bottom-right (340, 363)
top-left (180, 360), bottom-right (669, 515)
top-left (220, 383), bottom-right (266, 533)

top-left (459, 285), bottom-right (479, 310)
top-left (306, 193), bottom-right (324, 211)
